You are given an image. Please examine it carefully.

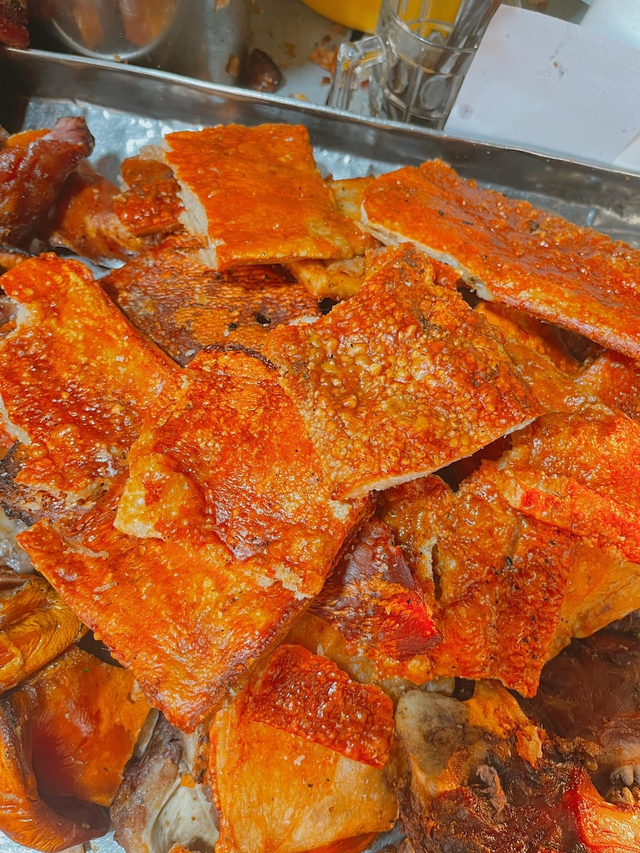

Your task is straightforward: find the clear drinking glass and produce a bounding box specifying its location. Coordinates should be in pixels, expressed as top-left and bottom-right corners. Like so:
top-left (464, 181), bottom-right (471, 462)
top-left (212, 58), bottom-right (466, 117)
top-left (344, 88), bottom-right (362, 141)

top-left (328, 0), bottom-right (499, 129)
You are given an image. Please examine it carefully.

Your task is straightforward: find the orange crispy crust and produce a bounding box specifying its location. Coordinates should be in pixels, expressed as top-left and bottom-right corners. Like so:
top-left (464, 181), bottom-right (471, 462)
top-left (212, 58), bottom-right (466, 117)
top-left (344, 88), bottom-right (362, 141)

top-left (46, 163), bottom-right (145, 264)
top-left (163, 124), bottom-right (359, 269)
top-left (212, 698), bottom-right (397, 853)
top-left (312, 519), bottom-right (440, 661)
top-left (0, 255), bottom-right (179, 506)
top-left (244, 644), bottom-right (394, 768)
top-left (103, 250), bottom-right (320, 365)
top-left (578, 349), bottom-right (640, 421)
top-left (502, 404), bottom-right (640, 524)
top-left (20, 645), bottom-right (150, 807)
top-left (264, 244), bottom-right (540, 499)
top-left (18, 483), bottom-right (308, 732)
top-left (380, 472), bottom-right (575, 696)
top-left (116, 348), bottom-right (365, 597)
top-left (362, 160), bottom-right (640, 358)
top-left (289, 257), bottom-right (367, 301)
top-left (114, 155), bottom-right (185, 237)
top-left (0, 573), bottom-right (83, 693)
top-left (476, 302), bottom-right (591, 413)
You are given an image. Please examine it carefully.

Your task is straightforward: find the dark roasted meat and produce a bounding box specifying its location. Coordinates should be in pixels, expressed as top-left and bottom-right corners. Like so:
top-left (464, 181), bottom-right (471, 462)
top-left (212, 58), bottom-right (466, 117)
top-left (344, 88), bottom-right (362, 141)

top-left (0, 118), bottom-right (94, 244)
top-left (0, 0), bottom-right (28, 48)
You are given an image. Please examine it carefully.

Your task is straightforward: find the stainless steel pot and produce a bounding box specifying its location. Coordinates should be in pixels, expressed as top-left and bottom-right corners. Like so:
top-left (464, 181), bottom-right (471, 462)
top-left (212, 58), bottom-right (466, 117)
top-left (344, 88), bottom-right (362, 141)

top-left (31, 0), bottom-right (249, 85)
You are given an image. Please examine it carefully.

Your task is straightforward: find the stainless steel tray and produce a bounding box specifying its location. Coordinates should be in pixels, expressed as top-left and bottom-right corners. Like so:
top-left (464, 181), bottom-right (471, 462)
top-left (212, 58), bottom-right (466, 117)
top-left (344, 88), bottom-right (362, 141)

top-left (0, 45), bottom-right (639, 853)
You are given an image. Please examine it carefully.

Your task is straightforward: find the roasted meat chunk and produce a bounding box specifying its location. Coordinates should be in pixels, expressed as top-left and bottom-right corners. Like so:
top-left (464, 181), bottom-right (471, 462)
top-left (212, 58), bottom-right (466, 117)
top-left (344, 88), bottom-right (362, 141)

top-left (380, 471), bottom-right (575, 695)
top-left (103, 250), bottom-right (320, 365)
top-left (0, 118), bottom-right (94, 244)
top-left (158, 124), bottom-right (363, 268)
top-left (0, 568), bottom-right (82, 693)
top-left (0, 644), bottom-right (149, 852)
top-left (45, 161), bottom-right (145, 265)
top-left (211, 644), bottom-right (397, 853)
top-left (0, 255), bottom-right (179, 518)
top-left (115, 348), bottom-right (366, 597)
top-left (312, 518), bottom-right (439, 660)
top-left (112, 715), bottom-right (219, 853)
top-left (265, 244), bottom-right (540, 499)
top-left (394, 680), bottom-right (639, 853)
top-left (19, 481), bottom-right (314, 731)
top-left (362, 160), bottom-right (640, 358)
top-left (524, 631), bottom-right (640, 781)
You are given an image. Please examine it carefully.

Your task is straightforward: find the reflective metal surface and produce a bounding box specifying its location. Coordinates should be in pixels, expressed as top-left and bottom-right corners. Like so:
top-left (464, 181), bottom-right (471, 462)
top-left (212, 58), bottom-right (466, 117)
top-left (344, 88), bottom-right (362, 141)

top-left (1, 44), bottom-right (640, 853)
top-left (29, 0), bottom-right (249, 85)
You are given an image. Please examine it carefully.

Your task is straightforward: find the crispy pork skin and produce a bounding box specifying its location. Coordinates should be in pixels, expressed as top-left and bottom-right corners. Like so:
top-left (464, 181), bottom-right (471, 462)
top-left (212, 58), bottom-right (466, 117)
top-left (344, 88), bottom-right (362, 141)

top-left (211, 645), bottom-right (397, 853)
top-left (264, 244), bottom-right (540, 500)
top-left (115, 348), bottom-right (367, 598)
top-left (0, 255), bottom-right (180, 517)
top-left (18, 480), bottom-right (313, 732)
top-left (0, 118), bottom-right (94, 244)
top-left (362, 160), bottom-right (640, 359)
top-left (0, 0), bottom-right (27, 48)
top-left (159, 124), bottom-right (363, 269)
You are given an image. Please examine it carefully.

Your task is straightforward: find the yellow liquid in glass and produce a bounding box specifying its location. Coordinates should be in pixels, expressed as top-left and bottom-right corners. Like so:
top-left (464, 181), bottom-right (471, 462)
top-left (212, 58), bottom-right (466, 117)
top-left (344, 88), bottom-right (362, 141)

top-left (300, 0), bottom-right (462, 35)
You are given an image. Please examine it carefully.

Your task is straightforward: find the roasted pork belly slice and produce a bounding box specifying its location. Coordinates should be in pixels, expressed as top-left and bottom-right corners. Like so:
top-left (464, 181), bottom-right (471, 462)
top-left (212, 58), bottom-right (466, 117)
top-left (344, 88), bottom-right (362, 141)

top-left (112, 715), bottom-right (219, 853)
top-left (159, 124), bottom-right (362, 269)
top-left (0, 255), bottom-right (179, 516)
top-left (0, 117), bottom-right (94, 244)
top-left (362, 160), bottom-right (640, 358)
top-left (0, 567), bottom-right (83, 692)
top-left (264, 244), bottom-right (540, 500)
top-left (578, 349), bottom-right (640, 421)
top-left (116, 348), bottom-right (366, 597)
top-left (211, 644), bottom-right (397, 853)
top-left (103, 250), bottom-right (320, 365)
top-left (394, 681), bottom-right (636, 853)
top-left (0, 644), bottom-right (148, 851)
top-left (19, 482), bottom-right (313, 731)
top-left (45, 162), bottom-right (145, 265)
top-left (113, 156), bottom-right (185, 239)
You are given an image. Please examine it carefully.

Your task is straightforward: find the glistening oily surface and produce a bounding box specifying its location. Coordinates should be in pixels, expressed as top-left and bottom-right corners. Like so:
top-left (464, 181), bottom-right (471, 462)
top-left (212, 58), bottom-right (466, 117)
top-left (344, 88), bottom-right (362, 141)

top-left (0, 76), bottom-right (640, 850)
top-left (18, 99), bottom-right (640, 244)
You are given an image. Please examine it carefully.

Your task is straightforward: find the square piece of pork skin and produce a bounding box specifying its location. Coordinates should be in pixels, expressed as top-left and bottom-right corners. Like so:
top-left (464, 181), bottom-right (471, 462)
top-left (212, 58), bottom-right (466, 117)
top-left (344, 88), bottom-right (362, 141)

top-left (155, 123), bottom-right (361, 269)
top-left (264, 243), bottom-right (541, 500)
top-left (115, 348), bottom-right (367, 599)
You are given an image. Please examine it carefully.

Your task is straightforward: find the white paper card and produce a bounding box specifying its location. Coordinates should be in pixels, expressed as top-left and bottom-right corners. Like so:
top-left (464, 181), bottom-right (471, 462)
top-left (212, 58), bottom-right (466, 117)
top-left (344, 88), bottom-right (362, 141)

top-left (444, 6), bottom-right (640, 168)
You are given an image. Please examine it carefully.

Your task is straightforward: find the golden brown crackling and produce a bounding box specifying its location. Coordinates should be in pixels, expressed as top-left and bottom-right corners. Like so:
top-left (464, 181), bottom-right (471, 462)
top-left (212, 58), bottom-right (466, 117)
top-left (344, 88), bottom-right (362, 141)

top-left (163, 124), bottom-right (361, 269)
top-left (116, 348), bottom-right (366, 597)
top-left (264, 243), bottom-right (541, 500)
top-left (18, 481), bottom-right (310, 732)
top-left (0, 255), bottom-right (180, 512)
top-left (363, 159), bottom-right (640, 358)
top-left (244, 644), bottom-right (394, 768)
